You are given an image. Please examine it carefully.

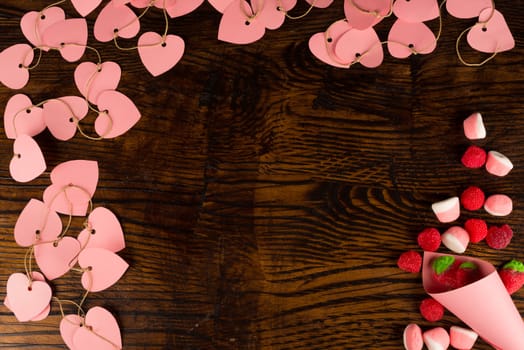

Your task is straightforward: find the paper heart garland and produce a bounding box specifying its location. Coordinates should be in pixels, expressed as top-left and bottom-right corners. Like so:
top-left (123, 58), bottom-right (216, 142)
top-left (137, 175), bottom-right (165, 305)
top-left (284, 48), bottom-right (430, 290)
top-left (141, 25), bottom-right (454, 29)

top-left (164, 0), bottom-right (204, 18)
top-left (467, 9), bottom-right (514, 54)
top-left (4, 94), bottom-right (46, 139)
top-left (218, 0), bottom-right (266, 44)
top-left (334, 27), bottom-right (384, 68)
top-left (208, 0), bottom-right (235, 13)
top-left (392, 0), bottom-right (439, 23)
top-left (387, 19), bottom-right (437, 58)
top-left (94, 90), bottom-right (142, 138)
top-left (446, 0), bottom-right (493, 19)
top-left (71, 0), bottom-right (104, 17)
top-left (343, 0), bottom-right (390, 30)
top-left (94, 1), bottom-right (141, 42)
top-left (14, 199), bottom-right (62, 247)
top-left (308, 20), bottom-right (352, 68)
top-left (43, 96), bottom-right (89, 141)
top-left (73, 307), bottom-right (122, 350)
top-left (78, 207), bottom-right (125, 253)
top-left (0, 44), bottom-right (34, 90)
top-left (34, 237), bottom-right (82, 280)
top-left (6, 273), bottom-right (52, 322)
top-left (60, 314), bottom-right (84, 349)
top-left (41, 18), bottom-right (88, 62)
top-left (137, 32), bottom-right (185, 76)
top-left (79, 248), bottom-right (129, 292)
top-left (4, 272), bottom-right (50, 322)
top-left (20, 6), bottom-right (65, 48)
top-left (10, 135), bottom-right (46, 183)
top-left (74, 61), bottom-right (121, 105)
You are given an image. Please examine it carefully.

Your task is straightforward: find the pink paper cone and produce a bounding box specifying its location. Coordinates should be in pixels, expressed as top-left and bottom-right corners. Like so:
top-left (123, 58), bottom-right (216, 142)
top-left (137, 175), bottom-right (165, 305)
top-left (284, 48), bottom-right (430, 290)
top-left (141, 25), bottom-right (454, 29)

top-left (423, 252), bottom-right (524, 350)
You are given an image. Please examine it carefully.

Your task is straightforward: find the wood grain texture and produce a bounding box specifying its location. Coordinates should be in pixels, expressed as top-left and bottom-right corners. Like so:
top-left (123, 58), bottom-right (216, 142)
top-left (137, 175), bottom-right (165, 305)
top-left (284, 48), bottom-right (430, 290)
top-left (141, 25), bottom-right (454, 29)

top-left (0, 1), bottom-right (523, 349)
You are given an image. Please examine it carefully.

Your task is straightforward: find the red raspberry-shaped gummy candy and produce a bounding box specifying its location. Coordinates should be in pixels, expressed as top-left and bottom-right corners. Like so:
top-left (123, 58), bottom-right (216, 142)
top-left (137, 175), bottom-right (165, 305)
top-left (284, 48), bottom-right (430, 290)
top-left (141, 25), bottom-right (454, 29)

top-left (420, 297), bottom-right (445, 322)
top-left (461, 146), bottom-right (487, 168)
top-left (486, 224), bottom-right (513, 249)
top-left (464, 218), bottom-right (488, 243)
top-left (460, 186), bottom-right (485, 211)
top-left (397, 251), bottom-right (422, 273)
top-left (417, 228), bottom-right (441, 252)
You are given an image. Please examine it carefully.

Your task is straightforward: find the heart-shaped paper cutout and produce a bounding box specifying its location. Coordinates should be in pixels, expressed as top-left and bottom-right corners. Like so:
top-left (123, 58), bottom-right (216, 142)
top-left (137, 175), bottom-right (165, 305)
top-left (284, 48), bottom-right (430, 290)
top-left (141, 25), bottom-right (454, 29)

top-left (0, 44), bottom-right (34, 90)
top-left (9, 135), bottom-right (46, 183)
top-left (14, 199), bottom-right (62, 247)
top-left (306, 0), bottom-right (333, 8)
top-left (113, 0), bottom-right (131, 5)
top-left (387, 19), bottom-right (437, 58)
top-left (446, 0), bottom-right (492, 19)
top-left (73, 307), bottom-right (122, 350)
top-left (392, 0), bottom-right (439, 23)
top-left (343, 0), bottom-right (389, 30)
top-left (78, 207), bottom-right (125, 253)
top-left (4, 94), bottom-right (46, 139)
top-left (137, 32), bottom-right (185, 77)
top-left (20, 7), bottom-right (65, 48)
top-left (43, 184), bottom-right (91, 216)
top-left (308, 20), bottom-right (353, 68)
top-left (208, 0), bottom-right (235, 13)
top-left (78, 248), bottom-right (129, 292)
top-left (335, 27), bottom-right (383, 68)
top-left (6, 273), bottom-right (52, 322)
top-left (34, 237), bottom-right (81, 280)
top-left (71, 0), bottom-right (104, 17)
top-left (4, 272), bottom-right (50, 322)
top-left (41, 19), bottom-right (88, 62)
top-left (95, 90), bottom-right (141, 138)
top-left (164, 0), bottom-right (204, 18)
top-left (43, 96), bottom-right (89, 141)
top-left (256, 0), bottom-right (286, 30)
top-left (218, 0), bottom-right (266, 44)
top-left (60, 314), bottom-right (83, 349)
top-left (467, 9), bottom-right (515, 53)
top-left (94, 1), bottom-right (140, 42)
top-left (74, 61), bottom-right (121, 105)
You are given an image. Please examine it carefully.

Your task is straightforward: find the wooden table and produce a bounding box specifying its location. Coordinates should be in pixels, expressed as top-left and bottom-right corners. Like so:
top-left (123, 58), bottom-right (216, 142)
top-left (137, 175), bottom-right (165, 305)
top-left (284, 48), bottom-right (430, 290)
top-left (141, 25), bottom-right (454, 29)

top-left (0, 1), bottom-right (523, 349)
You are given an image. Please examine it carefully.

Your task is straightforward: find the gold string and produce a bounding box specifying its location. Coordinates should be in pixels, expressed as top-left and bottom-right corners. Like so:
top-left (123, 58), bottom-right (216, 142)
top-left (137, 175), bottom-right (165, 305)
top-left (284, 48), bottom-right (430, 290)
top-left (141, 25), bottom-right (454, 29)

top-left (240, 0), bottom-right (263, 22)
top-left (23, 246), bottom-right (35, 285)
top-left (277, 0), bottom-right (316, 20)
top-left (455, 24), bottom-right (499, 67)
top-left (21, 47), bottom-right (43, 70)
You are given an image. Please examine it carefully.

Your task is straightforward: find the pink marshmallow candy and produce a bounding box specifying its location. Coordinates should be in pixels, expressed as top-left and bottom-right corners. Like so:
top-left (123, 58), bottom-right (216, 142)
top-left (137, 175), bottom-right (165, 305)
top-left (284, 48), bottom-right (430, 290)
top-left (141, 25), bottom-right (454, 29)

top-left (403, 323), bottom-right (423, 350)
top-left (486, 150), bottom-right (513, 176)
top-left (441, 226), bottom-right (469, 253)
top-left (423, 327), bottom-right (450, 350)
top-left (450, 326), bottom-right (478, 350)
top-left (431, 197), bottom-right (460, 223)
top-left (484, 194), bottom-right (513, 216)
top-left (463, 112), bottom-right (486, 140)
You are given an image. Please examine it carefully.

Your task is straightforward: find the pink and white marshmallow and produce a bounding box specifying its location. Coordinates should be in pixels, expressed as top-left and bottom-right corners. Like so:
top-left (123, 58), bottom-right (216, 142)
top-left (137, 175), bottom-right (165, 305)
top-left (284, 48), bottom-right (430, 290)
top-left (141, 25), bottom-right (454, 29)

top-left (449, 326), bottom-right (478, 350)
top-left (441, 226), bottom-right (469, 253)
top-left (403, 323), bottom-right (423, 350)
top-left (423, 327), bottom-right (450, 350)
top-left (485, 150), bottom-right (513, 177)
top-left (432, 196), bottom-right (460, 223)
top-left (463, 112), bottom-right (486, 140)
top-left (484, 194), bottom-right (513, 216)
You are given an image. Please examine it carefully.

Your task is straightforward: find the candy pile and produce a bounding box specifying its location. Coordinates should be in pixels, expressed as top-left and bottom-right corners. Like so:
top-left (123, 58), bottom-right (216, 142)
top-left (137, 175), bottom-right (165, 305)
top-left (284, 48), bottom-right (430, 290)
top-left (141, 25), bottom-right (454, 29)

top-left (396, 112), bottom-right (521, 349)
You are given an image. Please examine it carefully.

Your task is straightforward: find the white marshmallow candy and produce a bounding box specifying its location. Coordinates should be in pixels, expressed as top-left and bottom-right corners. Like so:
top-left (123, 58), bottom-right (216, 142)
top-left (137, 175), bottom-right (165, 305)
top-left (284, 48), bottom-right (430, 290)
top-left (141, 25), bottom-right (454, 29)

top-left (423, 327), bottom-right (450, 350)
top-left (463, 112), bottom-right (486, 140)
top-left (442, 226), bottom-right (470, 253)
top-left (403, 323), bottom-right (423, 350)
top-left (450, 326), bottom-right (478, 350)
top-left (486, 150), bottom-right (513, 177)
top-left (432, 197), bottom-right (460, 223)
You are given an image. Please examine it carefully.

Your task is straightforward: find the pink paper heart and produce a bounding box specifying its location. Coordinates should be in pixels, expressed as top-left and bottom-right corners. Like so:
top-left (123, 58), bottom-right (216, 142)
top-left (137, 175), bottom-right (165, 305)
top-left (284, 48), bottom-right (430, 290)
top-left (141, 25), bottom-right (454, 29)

top-left (6, 273), bottom-right (52, 322)
top-left (467, 9), bottom-right (514, 53)
top-left (78, 248), bottom-right (129, 292)
top-left (446, 0), bottom-right (492, 19)
top-left (71, 0), bottom-right (103, 17)
top-left (41, 19), bottom-right (88, 62)
top-left (208, 0), bottom-right (235, 13)
top-left (94, 1), bottom-right (140, 42)
top-left (343, 0), bottom-right (389, 30)
top-left (9, 135), bottom-right (46, 183)
top-left (4, 94), bottom-right (46, 139)
top-left (137, 32), bottom-right (185, 77)
top-left (392, 0), bottom-right (439, 23)
top-left (20, 7), bottom-right (65, 48)
top-left (334, 27), bottom-right (383, 68)
top-left (113, 0), bottom-right (131, 5)
top-left (387, 19), bottom-right (437, 58)
top-left (43, 96), bottom-right (89, 141)
top-left (218, 0), bottom-right (266, 44)
top-left (43, 160), bottom-right (99, 216)
top-left (73, 307), bottom-right (122, 350)
top-left (14, 199), bottom-right (62, 247)
top-left (4, 272), bottom-right (50, 322)
top-left (0, 44), bottom-right (34, 90)
top-left (306, 0), bottom-right (333, 8)
top-left (60, 314), bottom-right (83, 349)
top-left (95, 90), bottom-right (141, 138)
top-left (78, 207), bottom-right (125, 253)
top-left (308, 20), bottom-right (353, 68)
top-left (74, 61), bottom-right (121, 105)
top-left (34, 237), bottom-right (81, 280)
top-left (256, 0), bottom-right (286, 30)
top-left (164, 0), bottom-right (204, 18)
